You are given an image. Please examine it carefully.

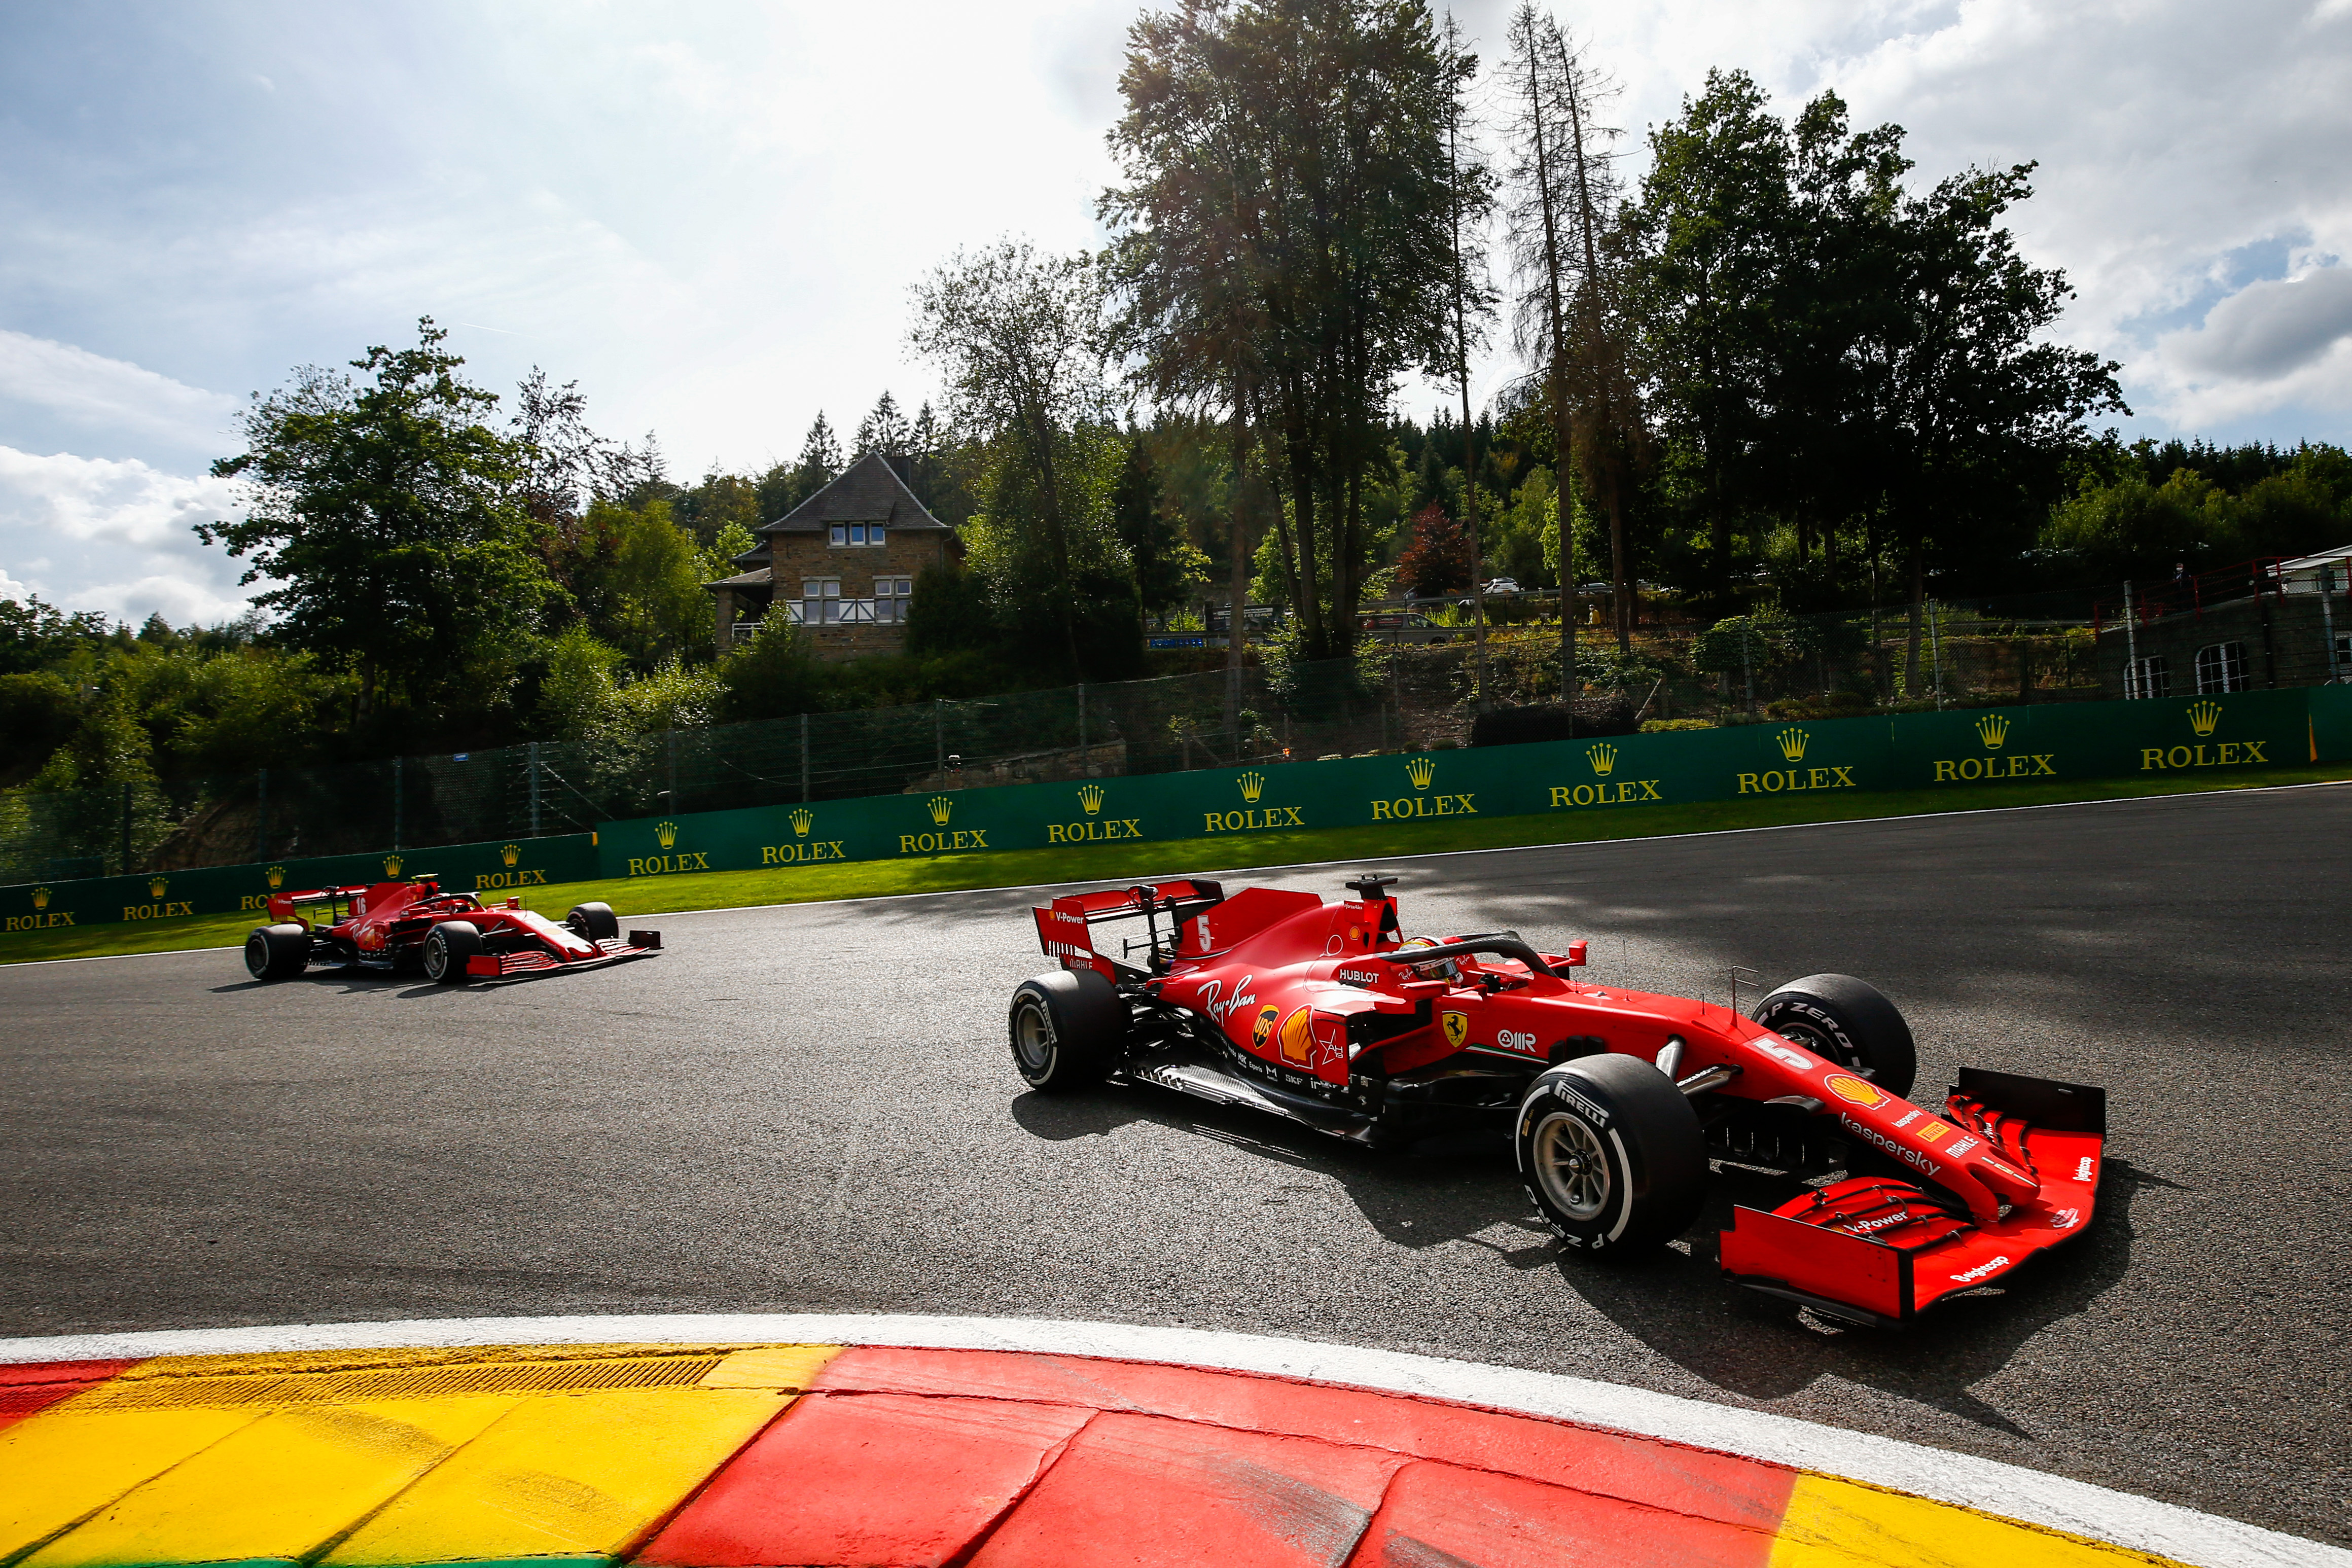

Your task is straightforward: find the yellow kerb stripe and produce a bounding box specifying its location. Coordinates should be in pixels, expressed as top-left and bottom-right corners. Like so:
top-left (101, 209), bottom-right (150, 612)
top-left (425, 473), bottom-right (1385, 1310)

top-left (21, 1398), bottom-right (518, 1568)
top-left (1771, 1475), bottom-right (2190, 1568)
top-left (0, 1407), bottom-right (262, 1560)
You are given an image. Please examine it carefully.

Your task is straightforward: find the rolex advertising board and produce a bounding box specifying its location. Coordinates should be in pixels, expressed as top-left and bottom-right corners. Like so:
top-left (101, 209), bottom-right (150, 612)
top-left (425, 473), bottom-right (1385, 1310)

top-left (1888, 688), bottom-right (2313, 791)
top-left (1, 834), bottom-right (595, 939)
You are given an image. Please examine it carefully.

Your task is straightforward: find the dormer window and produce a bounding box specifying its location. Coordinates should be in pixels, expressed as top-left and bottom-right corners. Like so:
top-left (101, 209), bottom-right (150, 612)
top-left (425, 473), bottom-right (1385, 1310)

top-left (828, 523), bottom-right (887, 547)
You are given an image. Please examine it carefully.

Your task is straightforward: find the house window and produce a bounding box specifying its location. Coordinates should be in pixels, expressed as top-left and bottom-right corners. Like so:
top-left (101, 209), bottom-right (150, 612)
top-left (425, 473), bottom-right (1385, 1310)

top-left (875, 576), bottom-right (914, 622)
top-left (801, 577), bottom-right (841, 624)
top-left (829, 524), bottom-right (845, 546)
top-left (828, 523), bottom-right (888, 547)
top-left (2194, 642), bottom-right (2247, 694)
top-left (2126, 654), bottom-right (2170, 699)
top-left (869, 524), bottom-right (887, 547)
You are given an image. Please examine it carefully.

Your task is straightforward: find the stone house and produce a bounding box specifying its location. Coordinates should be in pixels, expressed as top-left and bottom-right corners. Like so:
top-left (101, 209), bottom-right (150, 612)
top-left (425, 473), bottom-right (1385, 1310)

top-left (707, 453), bottom-right (959, 659)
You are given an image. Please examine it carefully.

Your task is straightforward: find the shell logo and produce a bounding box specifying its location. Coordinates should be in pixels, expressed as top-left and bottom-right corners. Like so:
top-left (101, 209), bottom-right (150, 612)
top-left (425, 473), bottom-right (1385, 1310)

top-left (1405, 756), bottom-right (1437, 790)
top-left (1776, 727), bottom-right (1810, 762)
top-left (1823, 1072), bottom-right (1884, 1108)
top-left (1237, 771), bottom-right (1265, 803)
top-left (1078, 783), bottom-right (1105, 815)
top-left (926, 796), bottom-right (954, 827)
top-left (1586, 742), bottom-right (1617, 776)
top-left (1276, 1007), bottom-right (1316, 1066)
top-left (790, 807), bottom-right (813, 837)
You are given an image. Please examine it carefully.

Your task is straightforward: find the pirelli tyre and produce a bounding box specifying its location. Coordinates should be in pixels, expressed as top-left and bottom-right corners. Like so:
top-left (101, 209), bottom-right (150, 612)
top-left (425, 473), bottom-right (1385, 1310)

top-left (565, 902), bottom-right (620, 943)
top-left (1516, 1054), bottom-right (1706, 1254)
top-left (1008, 968), bottom-right (1126, 1092)
top-left (1752, 973), bottom-right (1916, 1098)
top-left (423, 920), bottom-right (484, 985)
top-left (243, 923), bottom-right (310, 981)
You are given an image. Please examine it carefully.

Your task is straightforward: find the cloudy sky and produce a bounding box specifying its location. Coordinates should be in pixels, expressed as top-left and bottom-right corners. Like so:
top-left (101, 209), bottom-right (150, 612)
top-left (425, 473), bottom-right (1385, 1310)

top-left (3, 0), bottom-right (2349, 625)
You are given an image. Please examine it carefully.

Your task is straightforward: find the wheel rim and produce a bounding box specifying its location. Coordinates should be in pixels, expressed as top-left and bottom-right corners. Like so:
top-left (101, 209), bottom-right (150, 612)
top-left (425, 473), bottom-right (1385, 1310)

top-left (1013, 1001), bottom-right (1055, 1075)
top-left (1776, 1017), bottom-right (1864, 1074)
top-left (1531, 1110), bottom-right (1610, 1221)
top-left (424, 933), bottom-right (447, 979)
top-left (244, 935), bottom-right (268, 977)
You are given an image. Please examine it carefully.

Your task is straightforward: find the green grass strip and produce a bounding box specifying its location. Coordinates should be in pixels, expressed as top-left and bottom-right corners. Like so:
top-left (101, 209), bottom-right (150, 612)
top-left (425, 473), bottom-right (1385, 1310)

top-left (9, 760), bottom-right (2346, 967)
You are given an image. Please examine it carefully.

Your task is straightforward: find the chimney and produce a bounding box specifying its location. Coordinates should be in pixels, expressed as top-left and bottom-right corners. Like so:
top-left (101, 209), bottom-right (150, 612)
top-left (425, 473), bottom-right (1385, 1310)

top-left (883, 452), bottom-right (913, 484)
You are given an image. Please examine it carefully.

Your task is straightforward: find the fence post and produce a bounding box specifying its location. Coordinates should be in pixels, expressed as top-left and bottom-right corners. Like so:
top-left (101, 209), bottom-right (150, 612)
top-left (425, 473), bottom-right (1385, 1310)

top-left (2122, 580), bottom-right (2140, 697)
top-left (800, 712), bottom-right (810, 802)
top-left (1077, 682), bottom-right (1088, 763)
top-left (255, 767), bottom-right (267, 863)
top-left (1741, 629), bottom-right (1756, 715)
top-left (935, 698), bottom-right (945, 780)
top-left (1928, 599), bottom-right (1945, 708)
top-left (528, 742), bottom-right (542, 836)
top-left (391, 756), bottom-right (403, 851)
top-left (666, 727), bottom-right (678, 812)
top-left (120, 779), bottom-right (132, 875)
top-left (2314, 566), bottom-right (2333, 682)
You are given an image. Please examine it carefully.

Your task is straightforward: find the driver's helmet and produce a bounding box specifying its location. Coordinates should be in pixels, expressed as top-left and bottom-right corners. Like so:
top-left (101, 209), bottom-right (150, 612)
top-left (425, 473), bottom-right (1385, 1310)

top-left (1392, 936), bottom-right (1460, 983)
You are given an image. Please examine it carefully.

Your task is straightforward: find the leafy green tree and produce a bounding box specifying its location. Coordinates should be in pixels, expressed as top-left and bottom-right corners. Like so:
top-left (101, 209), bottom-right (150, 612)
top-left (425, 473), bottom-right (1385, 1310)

top-left (556, 497), bottom-right (714, 666)
top-left (1112, 433), bottom-right (1208, 625)
top-left (201, 319), bottom-right (557, 718)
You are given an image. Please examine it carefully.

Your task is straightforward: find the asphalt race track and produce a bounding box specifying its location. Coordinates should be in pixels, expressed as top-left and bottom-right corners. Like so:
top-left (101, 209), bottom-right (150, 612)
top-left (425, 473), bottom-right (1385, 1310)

top-left (4, 785), bottom-right (2347, 1546)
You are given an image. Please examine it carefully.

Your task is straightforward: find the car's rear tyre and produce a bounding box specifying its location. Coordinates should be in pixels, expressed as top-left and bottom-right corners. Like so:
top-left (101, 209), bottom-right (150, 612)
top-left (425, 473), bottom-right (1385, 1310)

top-left (243, 923), bottom-right (309, 981)
top-left (423, 921), bottom-right (483, 985)
top-left (566, 902), bottom-right (619, 943)
top-left (1752, 973), bottom-right (1916, 1098)
top-left (1517, 1054), bottom-right (1707, 1254)
top-left (1008, 969), bottom-right (1126, 1091)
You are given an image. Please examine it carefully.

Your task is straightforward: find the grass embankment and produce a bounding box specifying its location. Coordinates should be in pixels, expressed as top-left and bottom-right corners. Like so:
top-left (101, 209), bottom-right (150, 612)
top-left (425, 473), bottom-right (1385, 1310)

top-left (10, 760), bottom-right (2346, 967)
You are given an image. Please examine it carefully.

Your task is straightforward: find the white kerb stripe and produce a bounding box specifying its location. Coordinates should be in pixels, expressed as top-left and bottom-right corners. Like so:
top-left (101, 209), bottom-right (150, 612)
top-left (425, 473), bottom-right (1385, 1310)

top-left (0, 1313), bottom-right (2335, 1568)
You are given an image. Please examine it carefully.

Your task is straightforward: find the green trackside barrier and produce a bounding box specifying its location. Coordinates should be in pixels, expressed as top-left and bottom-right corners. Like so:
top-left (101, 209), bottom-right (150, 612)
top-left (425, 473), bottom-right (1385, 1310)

top-left (1887, 686), bottom-right (2317, 793)
top-left (2309, 682), bottom-right (2352, 763)
top-left (0, 834), bottom-right (597, 940)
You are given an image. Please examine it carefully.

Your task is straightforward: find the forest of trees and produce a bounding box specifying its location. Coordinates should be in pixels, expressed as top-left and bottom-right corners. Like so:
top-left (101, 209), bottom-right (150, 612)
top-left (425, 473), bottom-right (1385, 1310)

top-left (7, 0), bottom-right (2351, 805)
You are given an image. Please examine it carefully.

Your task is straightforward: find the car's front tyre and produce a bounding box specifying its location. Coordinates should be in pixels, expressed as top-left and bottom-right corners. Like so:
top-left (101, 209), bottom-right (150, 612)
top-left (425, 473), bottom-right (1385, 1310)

top-left (1008, 969), bottom-right (1125, 1091)
top-left (423, 921), bottom-right (484, 985)
top-left (1517, 1054), bottom-right (1706, 1253)
top-left (1752, 973), bottom-right (1916, 1097)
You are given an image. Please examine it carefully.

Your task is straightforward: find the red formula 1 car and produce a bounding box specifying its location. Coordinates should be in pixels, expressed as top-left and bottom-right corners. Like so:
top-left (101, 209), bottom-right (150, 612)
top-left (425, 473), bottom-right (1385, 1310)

top-left (1009, 874), bottom-right (2105, 1327)
top-left (242, 876), bottom-right (661, 985)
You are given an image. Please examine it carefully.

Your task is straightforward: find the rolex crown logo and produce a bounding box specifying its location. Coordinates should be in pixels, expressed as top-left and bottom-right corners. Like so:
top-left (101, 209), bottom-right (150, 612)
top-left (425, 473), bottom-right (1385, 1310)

top-left (927, 795), bottom-right (954, 826)
top-left (1587, 742), bottom-right (1617, 776)
top-left (148, 875), bottom-right (169, 898)
top-left (1975, 713), bottom-right (2010, 749)
top-left (1078, 783), bottom-right (1105, 815)
top-left (383, 853), bottom-right (404, 877)
top-left (1405, 756), bottom-right (1437, 790)
top-left (31, 886), bottom-right (51, 910)
top-left (1237, 771), bottom-right (1265, 803)
top-left (2186, 699), bottom-right (2222, 736)
top-left (1776, 727), bottom-right (1810, 762)
top-left (790, 807), bottom-right (813, 837)
top-left (267, 864), bottom-right (286, 889)
top-left (501, 842), bottom-right (521, 868)
top-left (655, 820), bottom-right (679, 850)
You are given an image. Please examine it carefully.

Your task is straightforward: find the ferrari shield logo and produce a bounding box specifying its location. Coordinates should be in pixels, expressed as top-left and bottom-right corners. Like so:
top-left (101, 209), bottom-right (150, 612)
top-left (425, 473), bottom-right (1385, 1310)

top-left (1441, 1011), bottom-right (1469, 1049)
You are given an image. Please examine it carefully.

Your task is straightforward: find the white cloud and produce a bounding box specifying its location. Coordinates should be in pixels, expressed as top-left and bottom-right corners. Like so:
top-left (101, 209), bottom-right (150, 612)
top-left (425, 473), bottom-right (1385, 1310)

top-left (0, 447), bottom-right (259, 624)
top-left (2165, 266), bottom-right (2352, 380)
top-left (0, 330), bottom-right (238, 453)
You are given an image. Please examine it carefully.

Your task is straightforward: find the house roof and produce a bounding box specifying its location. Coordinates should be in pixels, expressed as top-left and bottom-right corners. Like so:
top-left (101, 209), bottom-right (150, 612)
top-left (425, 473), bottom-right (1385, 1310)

top-left (730, 452), bottom-right (949, 568)
top-left (705, 566), bottom-right (772, 589)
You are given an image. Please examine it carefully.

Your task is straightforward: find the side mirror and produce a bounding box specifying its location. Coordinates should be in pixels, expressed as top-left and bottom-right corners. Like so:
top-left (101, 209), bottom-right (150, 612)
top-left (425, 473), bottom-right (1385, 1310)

top-left (1564, 941), bottom-right (1588, 968)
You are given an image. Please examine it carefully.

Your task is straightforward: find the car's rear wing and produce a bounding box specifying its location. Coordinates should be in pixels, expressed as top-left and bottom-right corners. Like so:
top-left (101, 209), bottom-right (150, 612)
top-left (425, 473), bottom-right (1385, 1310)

top-left (1031, 879), bottom-right (1225, 979)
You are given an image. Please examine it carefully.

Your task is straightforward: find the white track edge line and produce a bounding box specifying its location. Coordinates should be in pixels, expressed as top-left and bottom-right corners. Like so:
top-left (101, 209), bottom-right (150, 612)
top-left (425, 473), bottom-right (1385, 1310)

top-left (0, 1312), bottom-right (2335, 1568)
top-left (11, 776), bottom-right (2343, 968)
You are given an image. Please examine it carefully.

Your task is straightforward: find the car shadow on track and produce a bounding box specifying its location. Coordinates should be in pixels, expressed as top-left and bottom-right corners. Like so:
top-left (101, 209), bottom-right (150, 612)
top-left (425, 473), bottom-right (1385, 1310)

top-left (1012, 1083), bottom-right (2167, 1437)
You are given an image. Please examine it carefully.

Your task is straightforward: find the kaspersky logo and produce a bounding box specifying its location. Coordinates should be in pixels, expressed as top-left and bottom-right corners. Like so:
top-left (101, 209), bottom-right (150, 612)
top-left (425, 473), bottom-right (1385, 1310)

top-left (2186, 699), bottom-right (2222, 736)
top-left (926, 796), bottom-right (954, 827)
top-left (1237, 771), bottom-right (1265, 803)
top-left (790, 807), bottom-right (814, 837)
top-left (1586, 742), bottom-right (1617, 777)
top-left (1078, 783), bottom-right (1105, 815)
top-left (1776, 727), bottom-right (1810, 762)
top-left (266, 864), bottom-right (287, 889)
top-left (655, 819), bottom-right (680, 849)
top-left (500, 842), bottom-right (521, 868)
top-left (1405, 756), bottom-right (1436, 790)
top-left (1975, 714), bottom-right (2010, 749)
